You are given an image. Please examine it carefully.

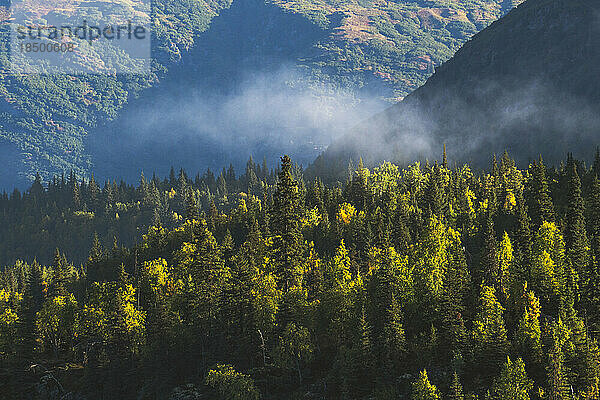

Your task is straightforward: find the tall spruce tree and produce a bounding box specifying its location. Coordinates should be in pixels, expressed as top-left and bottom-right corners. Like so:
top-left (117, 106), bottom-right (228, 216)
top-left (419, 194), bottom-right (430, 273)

top-left (471, 286), bottom-right (509, 384)
top-left (448, 372), bottom-right (464, 400)
top-left (270, 155), bottom-right (305, 291)
top-left (514, 190), bottom-right (533, 288)
top-left (49, 248), bottom-right (68, 298)
top-left (17, 260), bottom-right (44, 358)
top-left (492, 357), bottom-right (533, 400)
top-left (412, 370), bottom-right (441, 400)
top-left (528, 158), bottom-right (555, 229)
top-left (564, 161), bottom-right (588, 287)
top-left (481, 211), bottom-right (500, 289)
top-left (545, 320), bottom-right (572, 400)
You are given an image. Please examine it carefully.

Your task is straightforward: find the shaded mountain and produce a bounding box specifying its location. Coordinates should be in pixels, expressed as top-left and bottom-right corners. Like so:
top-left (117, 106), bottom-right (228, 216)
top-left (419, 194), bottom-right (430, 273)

top-left (312, 0), bottom-right (600, 180)
top-left (0, 0), bottom-right (521, 189)
top-left (88, 0), bottom-right (528, 183)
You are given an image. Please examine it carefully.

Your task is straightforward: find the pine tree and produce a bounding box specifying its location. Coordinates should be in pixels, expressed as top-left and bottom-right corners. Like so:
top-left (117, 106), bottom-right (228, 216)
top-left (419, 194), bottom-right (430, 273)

top-left (492, 357), bottom-right (533, 400)
top-left (69, 170), bottom-right (80, 209)
top-left (545, 320), bottom-right (572, 400)
top-left (425, 163), bottom-right (445, 218)
top-left (87, 232), bottom-right (103, 281)
top-left (531, 222), bottom-right (568, 315)
top-left (516, 289), bottom-right (544, 382)
top-left (564, 161), bottom-right (588, 288)
top-left (592, 147), bottom-right (600, 178)
top-left (514, 190), bottom-right (533, 289)
top-left (185, 187), bottom-right (198, 220)
top-left (481, 211), bottom-right (500, 289)
top-left (561, 307), bottom-right (600, 395)
top-left (583, 176), bottom-right (600, 328)
top-left (439, 239), bottom-right (469, 362)
top-left (471, 286), bottom-right (509, 383)
top-left (346, 157), bottom-right (371, 211)
top-left (412, 370), bottom-right (441, 400)
top-left (527, 158), bottom-right (555, 229)
top-left (367, 250), bottom-right (407, 376)
top-left (17, 260), bottom-right (44, 358)
top-left (358, 306), bottom-right (374, 380)
top-left (448, 372), bottom-right (464, 400)
top-left (270, 155), bottom-right (305, 291)
top-left (49, 248), bottom-right (68, 298)
top-left (442, 144), bottom-right (448, 169)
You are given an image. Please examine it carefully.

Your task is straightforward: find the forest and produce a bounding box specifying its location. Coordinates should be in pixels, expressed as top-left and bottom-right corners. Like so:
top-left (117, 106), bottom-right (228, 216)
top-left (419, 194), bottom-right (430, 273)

top-left (2, 149), bottom-right (600, 399)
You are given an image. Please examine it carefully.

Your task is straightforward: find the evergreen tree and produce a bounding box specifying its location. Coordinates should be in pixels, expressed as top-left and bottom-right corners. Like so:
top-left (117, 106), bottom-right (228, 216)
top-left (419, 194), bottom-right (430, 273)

top-left (471, 286), bottom-right (509, 384)
top-left (270, 155), bottom-right (305, 291)
top-left (439, 239), bottom-right (469, 362)
top-left (87, 232), bottom-right (103, 281)
top-left (17, 260), bottom-right (44, 358)
top-left (527, 158), bottom-right (555, 229)
top-left (412, 370), bottom-right (441, 400)
top-left (185, 187), bottom-right (198, 220)
top-left (513, 190), bottom-right (533, 290)
top-left (49, 248), bottom-right (68, 298)
top-left (425, 163), bottom-right (445, 218)
top-left (481, 211), bottom-right (500, 289)
top-left (492, 357), bottom-right (533, 400)
top-left (583, 176), bottom-right (600, 328)
top-left (515, 289), bottom-right (544, 381)
top-left (545, 320), bottom-right (571, 400)
top-left (564, 161), bottom-right (588, 289)
top-left (448, 372), bottom-right (464, 400)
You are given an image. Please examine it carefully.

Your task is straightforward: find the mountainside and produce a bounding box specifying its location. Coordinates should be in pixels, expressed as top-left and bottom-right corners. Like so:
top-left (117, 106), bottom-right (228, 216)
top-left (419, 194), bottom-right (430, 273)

top-left (0, 0), bottom-right (521, 189)
top-left (313, 0), bottom-right (600, 180)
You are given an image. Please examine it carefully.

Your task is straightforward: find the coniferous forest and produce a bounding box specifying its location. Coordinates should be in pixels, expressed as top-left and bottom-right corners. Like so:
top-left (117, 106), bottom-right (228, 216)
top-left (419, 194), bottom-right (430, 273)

top-left (3, 150), bottom-right (600, 399)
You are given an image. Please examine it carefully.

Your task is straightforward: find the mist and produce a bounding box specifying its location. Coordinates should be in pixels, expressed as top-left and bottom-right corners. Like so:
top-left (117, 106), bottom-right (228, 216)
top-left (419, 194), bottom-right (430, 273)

top-left (328, 79), bottom-right (600, 170)
top-left (316, 0), bottom-right (600, 176)
top-left (88, 65), bottom-right (389, 182)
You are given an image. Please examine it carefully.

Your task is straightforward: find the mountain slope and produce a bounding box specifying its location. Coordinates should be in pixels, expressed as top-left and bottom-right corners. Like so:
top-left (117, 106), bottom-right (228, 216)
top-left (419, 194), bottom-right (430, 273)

top-left (0, 0), bottom-right (522, 189)
top-left (313, 0), bottom-right (600, 179)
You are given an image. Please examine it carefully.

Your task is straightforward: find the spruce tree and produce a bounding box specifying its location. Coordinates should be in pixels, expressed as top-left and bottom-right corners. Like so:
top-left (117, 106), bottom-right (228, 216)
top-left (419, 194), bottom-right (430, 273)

top-left (17, 260), bottom-right (44, 359)
top-left (545, 320), bottom-right (571, 400)
top-left (49, 248), bottom-right (68, 298)
top-left (87, 233), bottom-right (103, 281)
top-left (412, 370), bottom-right (441, 400)
top-left (184, 187), bottom-right (198, 221)
top-left (527, 158), bottom-right (555, 229)
top-left (564, 161), bottom-right (588, 286)
top-left (492, 357), bottom-right (533, 400)
top-left (439, 240), bottom-right (469, 362)
top-left (425, 163), bottom-right (445, 218)
top-left (514, 190), bottom-right (533, 288)
top-left (481, 211), bottom-right (500, 289)
top-left (471, 286), bottom-right (509, 384)
top-left (270, 155), bottom-right (305, 291)
top-left (448, 372), bottom-right (464, 400)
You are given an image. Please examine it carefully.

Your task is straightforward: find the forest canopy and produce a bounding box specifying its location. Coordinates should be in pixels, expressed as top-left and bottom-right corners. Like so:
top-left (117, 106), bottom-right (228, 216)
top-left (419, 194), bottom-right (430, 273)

top-left (2, 150), bottom-right (600, 399)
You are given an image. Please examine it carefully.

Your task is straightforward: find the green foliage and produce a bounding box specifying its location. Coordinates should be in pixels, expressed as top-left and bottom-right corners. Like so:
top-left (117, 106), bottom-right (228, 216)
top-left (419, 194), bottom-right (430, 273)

top-left (412, 369), bottom-right (441, 400)
top-left (36, 294), bottom-right (78, 356)
top-left (0, 289), bottom-right (20, 354)
top-left (206, 364), bottom-right (260, 400)
top-left (274, 322), bottom-right (314, 382)
top-left (449, 372), bottom-right (464, 400)
top-left (491, 357), bottom-right (533, 400)
top-left (471, 286), bottom-right (509, 382)
top-left (2, 151), bottom-right (600, 398)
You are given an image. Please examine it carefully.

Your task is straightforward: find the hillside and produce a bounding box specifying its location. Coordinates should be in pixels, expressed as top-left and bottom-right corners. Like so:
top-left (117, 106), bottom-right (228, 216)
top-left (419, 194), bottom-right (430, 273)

top-left (3, 150), bottom-right (600, 398)
top-left (0, 0), bottom-right (521, 189)
top-left (313, 0), bottom-right (600, 180)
